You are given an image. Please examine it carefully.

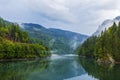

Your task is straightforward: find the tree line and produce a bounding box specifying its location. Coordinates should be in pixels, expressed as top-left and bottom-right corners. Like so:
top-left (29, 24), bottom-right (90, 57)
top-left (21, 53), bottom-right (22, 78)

top-left (0, 17), bottom-right (51, 59)
top-left (77, 22), bottom-right (120, 62)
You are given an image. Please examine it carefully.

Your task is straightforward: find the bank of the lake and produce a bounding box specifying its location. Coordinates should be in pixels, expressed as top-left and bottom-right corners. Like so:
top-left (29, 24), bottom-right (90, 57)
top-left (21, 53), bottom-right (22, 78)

top-left (0, 54), bottom-right (120, 80)
top-left (77, 22), bottom-right (120, 64)
top-left (0, 17), bottom-right (51, 59)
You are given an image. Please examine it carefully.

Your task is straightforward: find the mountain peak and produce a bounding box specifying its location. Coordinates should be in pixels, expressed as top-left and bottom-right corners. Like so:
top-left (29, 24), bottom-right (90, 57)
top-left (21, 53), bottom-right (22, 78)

top-left (93, 16), bottom-right (120, 36)
top-left (114, 16), bottom-right (120, 20)
top-left (101, 19), bottom-right (112, 26)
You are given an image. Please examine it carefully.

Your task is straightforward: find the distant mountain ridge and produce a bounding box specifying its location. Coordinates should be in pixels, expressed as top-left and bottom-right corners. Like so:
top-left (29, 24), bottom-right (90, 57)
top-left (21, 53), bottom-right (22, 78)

top-left (93, 16), bottom-right (120, 36)
top-left (20, 23), bottom-right (88, 54)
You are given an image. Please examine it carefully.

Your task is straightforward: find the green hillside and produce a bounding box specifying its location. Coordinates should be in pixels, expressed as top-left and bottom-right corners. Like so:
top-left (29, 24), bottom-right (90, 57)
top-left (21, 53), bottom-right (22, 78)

top-left (0, 17), bottom-right (50, 59)
top-left (77, 22), bottom-right (120, 63)
top-left (21, 23), bottom-right (88, 54)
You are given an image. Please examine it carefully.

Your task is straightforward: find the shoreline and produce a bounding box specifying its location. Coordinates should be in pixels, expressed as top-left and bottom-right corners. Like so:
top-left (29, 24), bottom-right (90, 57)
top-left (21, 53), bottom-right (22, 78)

top-left (79, 56), bottom-right (120, 64)
top-left (0, 56), bottom-right (51, 62)
top-left (115, 62), bottom-right (120, 64)
top-left (0, 58), bottom-right (39, 62)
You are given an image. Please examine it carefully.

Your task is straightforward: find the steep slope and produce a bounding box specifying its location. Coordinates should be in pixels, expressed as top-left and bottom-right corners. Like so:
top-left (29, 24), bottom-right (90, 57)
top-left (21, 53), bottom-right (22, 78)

top-left (93, 16), bottom-right (120, 36)
top-left (77, 22), bottom-right (120, 63)
top-left (0, 17), bottom-right (50, 59)
top-left (20, 23), bottom-right (88, 54)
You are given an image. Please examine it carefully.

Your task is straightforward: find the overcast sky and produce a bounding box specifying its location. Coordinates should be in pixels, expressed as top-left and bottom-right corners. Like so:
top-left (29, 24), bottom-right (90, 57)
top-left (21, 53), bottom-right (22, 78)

top-left (0, 0), bottom-right (120, 35)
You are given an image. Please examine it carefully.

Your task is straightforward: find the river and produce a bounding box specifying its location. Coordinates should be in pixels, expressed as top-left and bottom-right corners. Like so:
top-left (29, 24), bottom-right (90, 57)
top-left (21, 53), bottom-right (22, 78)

top-left (0, 54), bottom-right (120, 80)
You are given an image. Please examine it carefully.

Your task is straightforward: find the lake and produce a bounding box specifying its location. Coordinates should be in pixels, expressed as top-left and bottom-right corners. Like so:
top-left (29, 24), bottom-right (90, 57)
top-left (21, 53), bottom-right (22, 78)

top-left (0, 54), bottom-right (120, 80)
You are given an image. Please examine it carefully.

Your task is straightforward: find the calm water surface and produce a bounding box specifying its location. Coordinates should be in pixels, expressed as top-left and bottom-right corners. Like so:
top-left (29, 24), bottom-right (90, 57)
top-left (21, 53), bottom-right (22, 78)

top-left (0, 54), bottom-right (120, 80)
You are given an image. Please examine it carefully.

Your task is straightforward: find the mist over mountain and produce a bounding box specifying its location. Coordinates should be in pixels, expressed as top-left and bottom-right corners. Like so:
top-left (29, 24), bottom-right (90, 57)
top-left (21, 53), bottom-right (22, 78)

top-left (78, 15), bottom-right (120, 63)
top-left (20, 23), bottom-right (88, 54)
top-left (93, 16), bottom-right (120, 36)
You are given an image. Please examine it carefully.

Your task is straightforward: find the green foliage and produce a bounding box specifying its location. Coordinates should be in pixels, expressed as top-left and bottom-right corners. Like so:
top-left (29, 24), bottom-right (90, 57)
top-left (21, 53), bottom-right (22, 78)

top-left (0, 17), bottom-right (51, 59)
top-left (77, 22), bottom-right (120, 62)
top-left (25, 28), bottom-right (73, 54)
top-left (77, 36), bottom-right (97, 58)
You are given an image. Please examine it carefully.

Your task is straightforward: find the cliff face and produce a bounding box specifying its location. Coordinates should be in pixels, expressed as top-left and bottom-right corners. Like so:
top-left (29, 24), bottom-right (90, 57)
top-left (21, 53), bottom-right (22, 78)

top-left (93, 16), bottom-right (120, 36)
top-left (77, 16), bottom-right (120, 64)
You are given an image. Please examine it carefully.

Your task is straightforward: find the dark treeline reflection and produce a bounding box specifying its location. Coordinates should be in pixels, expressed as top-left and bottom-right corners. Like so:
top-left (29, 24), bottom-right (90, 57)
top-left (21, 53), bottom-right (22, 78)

top-left (78, 58), bottom-right (120, 80)
top-left (0, 59), bottom-right (50, 80)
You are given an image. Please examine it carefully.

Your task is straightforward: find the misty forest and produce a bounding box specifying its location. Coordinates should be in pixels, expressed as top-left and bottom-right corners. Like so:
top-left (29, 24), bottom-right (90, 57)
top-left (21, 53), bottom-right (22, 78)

top-left (0, 0), bottom-right (120, 80)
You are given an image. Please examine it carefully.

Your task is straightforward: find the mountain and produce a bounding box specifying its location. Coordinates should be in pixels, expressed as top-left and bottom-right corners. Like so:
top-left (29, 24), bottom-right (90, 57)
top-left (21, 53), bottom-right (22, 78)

top-left (77, 19), bottom-right (120, 63)
top-left (0, 17), bottom-right (51, 59)
top-left (93, 16), bottom-right (120, 36)
top-left (20, 23), bottom-right (88, 54)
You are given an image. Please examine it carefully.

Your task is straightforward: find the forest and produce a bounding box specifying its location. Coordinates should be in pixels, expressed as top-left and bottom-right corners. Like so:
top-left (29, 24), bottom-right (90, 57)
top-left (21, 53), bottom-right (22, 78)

top-left (22, 23), bottom-right (88, 54)
top-left (0, 17), bottom-right (51, 59)
top-left (77, 22), bottom-right (120, 63)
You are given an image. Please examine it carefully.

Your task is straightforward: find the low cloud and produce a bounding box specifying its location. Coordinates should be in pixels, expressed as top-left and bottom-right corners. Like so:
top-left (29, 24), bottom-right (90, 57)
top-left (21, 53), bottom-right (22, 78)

top-left (0, 0), bottom-right (120, 35)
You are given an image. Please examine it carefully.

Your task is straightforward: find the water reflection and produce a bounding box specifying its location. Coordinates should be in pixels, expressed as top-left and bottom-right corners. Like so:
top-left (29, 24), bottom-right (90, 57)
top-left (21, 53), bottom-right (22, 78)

top-left (0, 56), bottom-right (86, 80)
top-left (28, 57), bottom-right (85, 80)
top-left (0, 56), bottom-right (119, 80)
top-left (0, 59), bottom-right (49, 80)
top-left (78, 58), bottom-right (120, 80)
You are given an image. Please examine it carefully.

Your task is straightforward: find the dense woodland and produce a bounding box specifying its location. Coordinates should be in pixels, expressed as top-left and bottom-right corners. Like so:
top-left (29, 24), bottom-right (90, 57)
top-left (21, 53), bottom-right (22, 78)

top-left (77, 22), bottom-right (120, 62)
top-left (0, 17), bottom-right (50, 59)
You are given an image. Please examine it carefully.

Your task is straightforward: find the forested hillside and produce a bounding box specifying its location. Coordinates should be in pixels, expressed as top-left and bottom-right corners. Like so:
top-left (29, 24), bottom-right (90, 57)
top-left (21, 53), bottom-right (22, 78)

top-left (0, 17), bottom-right (50, 59)
top-left (21, 23), bottom-right (88, 54)
top-left (77, 22), bottom-right (120, 63)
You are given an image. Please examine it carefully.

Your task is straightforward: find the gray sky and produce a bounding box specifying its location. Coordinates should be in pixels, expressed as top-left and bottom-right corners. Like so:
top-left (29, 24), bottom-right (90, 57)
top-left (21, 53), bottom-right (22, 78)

top-left (0, 0), bottom-right (120, 35)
